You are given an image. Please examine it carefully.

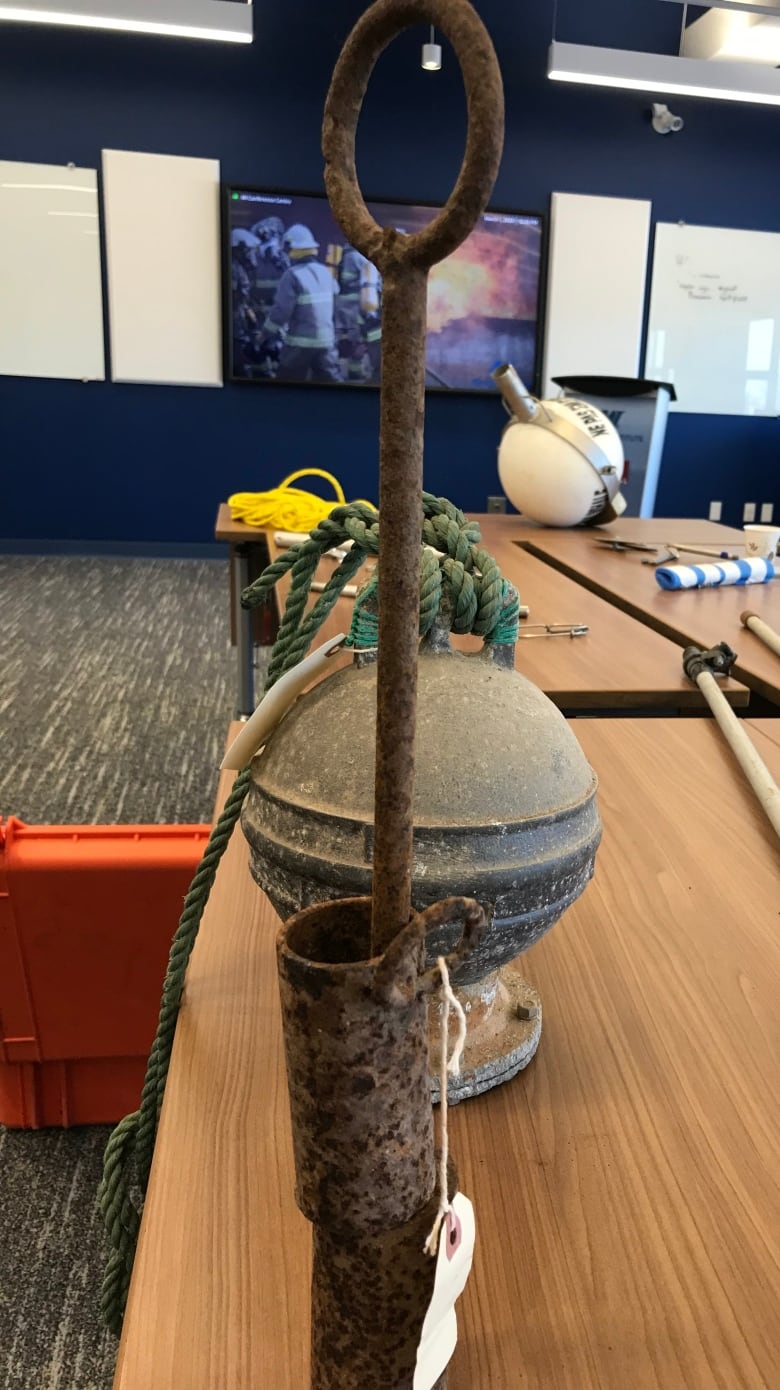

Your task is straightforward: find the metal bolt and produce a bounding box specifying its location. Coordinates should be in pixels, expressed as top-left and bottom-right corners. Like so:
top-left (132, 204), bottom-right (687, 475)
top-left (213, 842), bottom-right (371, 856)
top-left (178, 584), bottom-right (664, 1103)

top-left (517, 1002), bottom-right (539, 1021)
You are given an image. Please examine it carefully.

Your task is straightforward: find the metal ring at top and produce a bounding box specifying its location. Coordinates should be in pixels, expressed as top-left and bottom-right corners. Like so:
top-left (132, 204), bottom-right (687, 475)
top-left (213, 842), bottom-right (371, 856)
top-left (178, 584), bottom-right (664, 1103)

top-left (322, 0), bottom-right (505, 274)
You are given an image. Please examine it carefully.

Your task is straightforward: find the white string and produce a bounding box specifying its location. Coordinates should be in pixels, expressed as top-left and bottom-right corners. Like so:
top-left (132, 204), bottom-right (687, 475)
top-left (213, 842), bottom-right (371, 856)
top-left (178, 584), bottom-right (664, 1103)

top-left (424, 957), bottom-right (467, 1257)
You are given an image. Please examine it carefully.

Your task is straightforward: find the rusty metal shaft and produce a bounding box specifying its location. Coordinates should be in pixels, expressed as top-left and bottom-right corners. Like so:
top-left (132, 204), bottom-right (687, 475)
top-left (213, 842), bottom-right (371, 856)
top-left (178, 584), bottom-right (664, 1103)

top-left (373, 263), bottom-right (428, 948)
top-left (322, 0), bottom-right (505, 957)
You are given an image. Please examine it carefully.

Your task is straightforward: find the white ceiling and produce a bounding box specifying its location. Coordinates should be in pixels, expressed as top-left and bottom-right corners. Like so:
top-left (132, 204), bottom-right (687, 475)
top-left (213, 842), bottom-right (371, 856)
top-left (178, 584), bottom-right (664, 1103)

top-left (683, 3), bottom-right (780, 65)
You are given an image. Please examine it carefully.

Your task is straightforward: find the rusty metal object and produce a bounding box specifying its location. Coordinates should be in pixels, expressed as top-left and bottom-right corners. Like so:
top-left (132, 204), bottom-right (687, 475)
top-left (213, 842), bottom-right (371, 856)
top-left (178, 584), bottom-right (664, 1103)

top-left (278, 896), bottom-right (482, 1388)
top-left (322, 0), bottom-right (504, 955)
top-left (270, 3), bottom-right (504, 1385)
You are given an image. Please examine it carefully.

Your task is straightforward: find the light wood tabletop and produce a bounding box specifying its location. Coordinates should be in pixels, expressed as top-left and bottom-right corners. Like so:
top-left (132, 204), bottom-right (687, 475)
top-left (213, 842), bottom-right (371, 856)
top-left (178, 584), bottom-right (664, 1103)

top-left (264, 525), bottom-right (749, 711)
top-left (518, 526), bottom-right (780, 705)
top-left (477, 512), bottom-right (746, 547)
top-left (115, 717), bottom-right (780, 1390)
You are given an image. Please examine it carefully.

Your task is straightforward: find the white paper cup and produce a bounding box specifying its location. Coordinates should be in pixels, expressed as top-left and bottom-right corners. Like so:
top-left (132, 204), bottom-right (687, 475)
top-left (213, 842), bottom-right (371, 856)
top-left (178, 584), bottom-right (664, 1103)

top-left (744, 524), bottom-right (780, 559)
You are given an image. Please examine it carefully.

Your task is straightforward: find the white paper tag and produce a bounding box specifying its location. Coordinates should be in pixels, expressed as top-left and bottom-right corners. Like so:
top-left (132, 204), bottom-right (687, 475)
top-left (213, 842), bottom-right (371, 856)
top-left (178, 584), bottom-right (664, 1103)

top-left (414, 1192), bottom-right (475, 1390)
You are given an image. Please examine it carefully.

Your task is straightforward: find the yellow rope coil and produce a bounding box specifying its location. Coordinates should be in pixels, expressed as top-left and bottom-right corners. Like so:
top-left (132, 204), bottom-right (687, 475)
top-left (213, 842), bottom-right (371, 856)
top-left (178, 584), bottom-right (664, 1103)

top-left (228, 469), bottom-right (375, 532)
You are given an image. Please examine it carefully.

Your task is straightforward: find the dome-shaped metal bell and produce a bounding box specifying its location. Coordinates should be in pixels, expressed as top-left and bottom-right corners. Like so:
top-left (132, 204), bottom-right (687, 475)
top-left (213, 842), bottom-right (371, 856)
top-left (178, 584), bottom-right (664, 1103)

top-left (243, 616), bottom-right (601, 1099)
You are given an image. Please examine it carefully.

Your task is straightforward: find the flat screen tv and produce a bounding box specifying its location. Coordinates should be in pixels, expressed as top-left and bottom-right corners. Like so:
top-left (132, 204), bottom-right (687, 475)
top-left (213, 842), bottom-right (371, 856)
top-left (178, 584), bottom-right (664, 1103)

top-left (225, 186), bottom-right (545, 394)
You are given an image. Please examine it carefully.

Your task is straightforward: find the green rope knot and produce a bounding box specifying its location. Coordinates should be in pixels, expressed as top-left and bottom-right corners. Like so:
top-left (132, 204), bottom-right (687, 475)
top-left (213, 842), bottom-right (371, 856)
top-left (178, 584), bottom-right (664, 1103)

top-left (343, 496), bottom-right (520, 649)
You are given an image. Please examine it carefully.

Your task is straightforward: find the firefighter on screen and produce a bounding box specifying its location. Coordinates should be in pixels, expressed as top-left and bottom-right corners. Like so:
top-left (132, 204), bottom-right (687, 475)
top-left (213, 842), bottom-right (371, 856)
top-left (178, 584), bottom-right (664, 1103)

top-left (333, 242), bottom-right (383, 383)
top-left (263, 225), bottom-right (342, 383)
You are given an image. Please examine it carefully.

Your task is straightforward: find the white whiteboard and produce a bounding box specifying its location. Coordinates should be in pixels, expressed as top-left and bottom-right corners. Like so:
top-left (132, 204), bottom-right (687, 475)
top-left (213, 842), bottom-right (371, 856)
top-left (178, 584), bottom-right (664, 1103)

top-left (0, 161), bottom-right (105, 381)
top-left (543, 192), bottom-right (651, 396)
top-left (102, 149), bottom-right (222, 387)
top-left (646, 222), bottom-right (780, 416)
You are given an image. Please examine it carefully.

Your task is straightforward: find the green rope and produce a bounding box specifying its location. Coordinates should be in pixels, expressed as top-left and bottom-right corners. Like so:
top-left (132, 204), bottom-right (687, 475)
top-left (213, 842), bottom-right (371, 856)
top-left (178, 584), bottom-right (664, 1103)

top-left (98, 492), bottom-right (519, 1336)
top-left (344, 520), bottom-right (520, 651)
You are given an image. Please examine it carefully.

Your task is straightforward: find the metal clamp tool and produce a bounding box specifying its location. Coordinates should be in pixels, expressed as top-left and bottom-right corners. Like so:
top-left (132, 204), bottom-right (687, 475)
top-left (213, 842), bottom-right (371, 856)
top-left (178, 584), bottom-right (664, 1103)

top-left (517, 623), bottom-right (588, 639)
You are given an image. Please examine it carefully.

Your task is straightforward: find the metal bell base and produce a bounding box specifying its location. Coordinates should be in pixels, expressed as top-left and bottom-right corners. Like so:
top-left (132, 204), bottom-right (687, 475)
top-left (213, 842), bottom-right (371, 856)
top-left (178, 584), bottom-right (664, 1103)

top-left (429, 960), bottom-right (542, 1104)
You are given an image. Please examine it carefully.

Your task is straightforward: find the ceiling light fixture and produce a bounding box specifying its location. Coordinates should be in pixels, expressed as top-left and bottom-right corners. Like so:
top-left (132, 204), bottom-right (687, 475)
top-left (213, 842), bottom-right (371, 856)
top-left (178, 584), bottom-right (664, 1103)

top-left (548, 39), bottom-right (780, 105)
top-left (0, 0), bottom-right (253, 42)
top-left (659, 0), bottom-right (780, 14)
top-left (422, 24), bottom-right (441, 70)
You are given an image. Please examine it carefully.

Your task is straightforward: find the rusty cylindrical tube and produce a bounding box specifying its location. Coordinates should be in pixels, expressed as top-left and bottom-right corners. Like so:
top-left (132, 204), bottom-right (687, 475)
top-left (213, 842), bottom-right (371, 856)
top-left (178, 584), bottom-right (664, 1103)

top-left (322, 0), bottom-right (505, 955)
top-left (277, 895), bottom-right (483, 1388)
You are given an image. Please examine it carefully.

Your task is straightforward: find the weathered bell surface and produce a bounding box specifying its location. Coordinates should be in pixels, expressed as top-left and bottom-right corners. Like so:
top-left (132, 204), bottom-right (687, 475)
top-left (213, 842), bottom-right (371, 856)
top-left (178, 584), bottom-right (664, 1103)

top-left (243, 638), bottom-right (601, 990)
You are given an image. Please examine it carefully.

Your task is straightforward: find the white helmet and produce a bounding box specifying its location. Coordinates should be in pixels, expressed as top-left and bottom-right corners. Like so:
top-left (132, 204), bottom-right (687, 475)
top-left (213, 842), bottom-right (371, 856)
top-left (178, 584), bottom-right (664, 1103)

top-left (284, 223), bottom-right (319, 252)
top-left (493, 364), bottom-right (626, 527)
top-left (231, 228), bottom-right (261, 250)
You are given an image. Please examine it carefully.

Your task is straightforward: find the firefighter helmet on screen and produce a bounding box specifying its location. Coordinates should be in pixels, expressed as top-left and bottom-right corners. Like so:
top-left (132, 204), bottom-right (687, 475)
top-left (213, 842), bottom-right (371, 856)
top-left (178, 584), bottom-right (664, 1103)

top-left (231, 228), bottom-right (261, 250)
top-left (284, 224), bottom-right (319, 256)
top-left (251, 215), bottom-right (286, 243)
top-left (493, 364), bottom-right (626, 528)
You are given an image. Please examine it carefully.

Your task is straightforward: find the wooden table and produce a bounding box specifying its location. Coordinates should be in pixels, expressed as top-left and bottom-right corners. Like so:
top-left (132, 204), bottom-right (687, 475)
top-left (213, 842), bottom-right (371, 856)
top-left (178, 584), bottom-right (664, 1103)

top-left (115, 719), bottom-right (780, 1389)
top-left (264, 524), bottom-right (749, 712)
top-left (523, 516), bottom-right (745, 545)
top-left (519, 524), bottom-right (780, 706)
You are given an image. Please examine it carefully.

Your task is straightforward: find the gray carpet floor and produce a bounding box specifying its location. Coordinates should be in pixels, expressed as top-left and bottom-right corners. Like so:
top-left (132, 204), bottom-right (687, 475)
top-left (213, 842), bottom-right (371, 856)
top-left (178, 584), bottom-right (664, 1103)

top-left (0, 1126), bottom-right (115, 1390)
top-left (0, 555), bottom-right (254, 1389)
top-left (0, 556), bottom-right (237, 825)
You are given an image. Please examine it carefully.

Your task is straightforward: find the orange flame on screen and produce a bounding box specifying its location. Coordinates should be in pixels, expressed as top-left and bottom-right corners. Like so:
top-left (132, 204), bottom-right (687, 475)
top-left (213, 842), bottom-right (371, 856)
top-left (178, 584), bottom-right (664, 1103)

top-left (426, 225), bottom-right (538, 332)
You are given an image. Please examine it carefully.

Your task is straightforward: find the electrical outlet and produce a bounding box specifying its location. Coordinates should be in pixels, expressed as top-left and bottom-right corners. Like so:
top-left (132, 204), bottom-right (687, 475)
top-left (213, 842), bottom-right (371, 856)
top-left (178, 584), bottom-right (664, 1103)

top-left (487, 495), bottom-right (507, 514)
top-left (760, 502), bottom-right (774, 523)
top-left (743, 502), bottom-right (756, 523)
top-left (708, 500), bottom-right (722, 522)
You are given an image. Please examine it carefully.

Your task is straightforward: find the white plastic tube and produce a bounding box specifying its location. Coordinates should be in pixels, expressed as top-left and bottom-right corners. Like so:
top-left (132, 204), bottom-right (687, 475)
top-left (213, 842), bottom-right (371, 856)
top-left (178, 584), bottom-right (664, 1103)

top-left (221, 632), bottom-right (346, 770)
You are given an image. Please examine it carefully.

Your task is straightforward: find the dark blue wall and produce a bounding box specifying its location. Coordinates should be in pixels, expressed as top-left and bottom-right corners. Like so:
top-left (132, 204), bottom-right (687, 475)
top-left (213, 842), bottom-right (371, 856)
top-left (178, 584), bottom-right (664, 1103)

top-left (1, 0), bottom-right (778, 547)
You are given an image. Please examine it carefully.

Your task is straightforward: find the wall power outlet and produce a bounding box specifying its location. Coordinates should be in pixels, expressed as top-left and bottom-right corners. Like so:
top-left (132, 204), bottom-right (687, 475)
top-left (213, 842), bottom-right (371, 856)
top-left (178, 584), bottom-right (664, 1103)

top-left (708, 500), bottom-right (722, 522)
top-left (487, 495), bottom-right (507, 513)
top-left (760, 503), bottom-right (774, 523)
top-left (743, 502), bottom-right (756, 523)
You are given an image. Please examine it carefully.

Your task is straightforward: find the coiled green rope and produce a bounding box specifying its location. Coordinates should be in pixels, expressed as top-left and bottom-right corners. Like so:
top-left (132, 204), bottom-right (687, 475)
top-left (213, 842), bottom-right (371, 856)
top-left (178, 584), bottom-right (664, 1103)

top-left (98, 493), bottom-right (519, 1335)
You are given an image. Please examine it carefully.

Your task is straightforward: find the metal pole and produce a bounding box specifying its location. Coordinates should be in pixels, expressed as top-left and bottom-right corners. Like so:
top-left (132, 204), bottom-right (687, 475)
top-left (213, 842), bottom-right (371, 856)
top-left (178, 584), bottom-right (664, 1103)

top-left (371, 263), bottom-right (427, 946)
top-left (322, 0), bottom-right (504, 956)
top-left (233, 544), bottom-right (255, 718)
top-left (684, 644), bottom-right (780, 841)
top-left (741, 609), bottom-right (780, 660)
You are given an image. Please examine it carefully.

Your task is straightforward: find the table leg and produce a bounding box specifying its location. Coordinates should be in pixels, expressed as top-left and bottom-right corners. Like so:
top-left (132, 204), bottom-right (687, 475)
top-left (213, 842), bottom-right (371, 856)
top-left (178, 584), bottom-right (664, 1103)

top-left (233, 544), bottom-right (254, 718)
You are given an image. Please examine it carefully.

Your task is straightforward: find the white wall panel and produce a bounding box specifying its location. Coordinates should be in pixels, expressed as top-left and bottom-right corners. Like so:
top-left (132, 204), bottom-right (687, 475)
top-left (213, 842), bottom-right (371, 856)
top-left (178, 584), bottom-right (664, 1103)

top-left (102, 149), bottom-right (222, 387)
top-left (0, 160), bottom-right (104, 381)
top-left (543, 192), bottom-right (651, 396)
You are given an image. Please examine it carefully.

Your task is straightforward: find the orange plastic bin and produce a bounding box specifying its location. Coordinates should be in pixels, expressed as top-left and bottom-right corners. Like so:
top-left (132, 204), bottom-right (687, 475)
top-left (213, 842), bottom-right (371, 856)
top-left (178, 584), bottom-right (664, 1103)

top-left (0, 817), bottom-right (209, 1128)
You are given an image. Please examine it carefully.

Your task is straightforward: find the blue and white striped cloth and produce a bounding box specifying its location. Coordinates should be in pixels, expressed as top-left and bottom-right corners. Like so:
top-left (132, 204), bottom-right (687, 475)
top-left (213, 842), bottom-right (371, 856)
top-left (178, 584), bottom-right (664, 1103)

top-left (655, 557), bottom-right (777, 591)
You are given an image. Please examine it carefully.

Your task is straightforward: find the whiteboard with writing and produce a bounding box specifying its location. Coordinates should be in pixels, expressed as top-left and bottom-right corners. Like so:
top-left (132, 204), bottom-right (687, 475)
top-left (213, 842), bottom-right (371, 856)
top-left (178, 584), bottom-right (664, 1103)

top-left (646, 222), bottom-right (780, 416)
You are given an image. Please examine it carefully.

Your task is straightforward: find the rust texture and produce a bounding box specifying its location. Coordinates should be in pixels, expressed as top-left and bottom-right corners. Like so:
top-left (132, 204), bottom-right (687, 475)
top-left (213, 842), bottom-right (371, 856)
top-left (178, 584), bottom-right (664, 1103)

top-left (277, 897), bottom-right (483, 1387)
top-left (278, 898), bottom-right (434, 1233)
top-left (311, 1163), bottom-right (458, 1390)
top-left (322, 0), bottom-right (505, 956)
top-left (273, 4), bottom-right (504, 1384)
